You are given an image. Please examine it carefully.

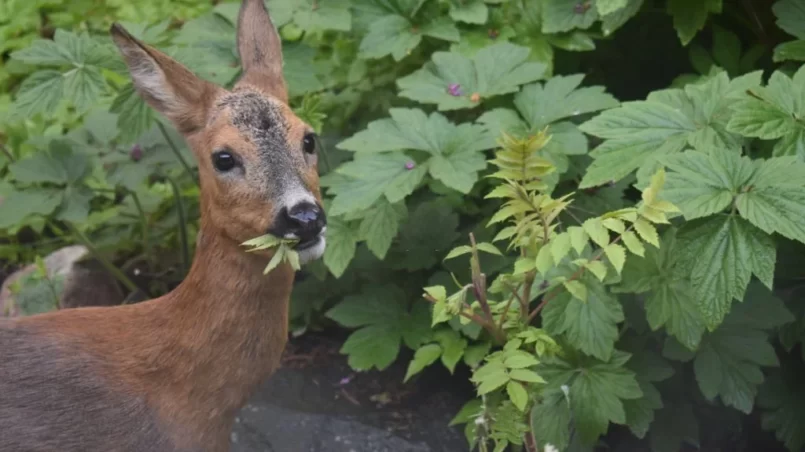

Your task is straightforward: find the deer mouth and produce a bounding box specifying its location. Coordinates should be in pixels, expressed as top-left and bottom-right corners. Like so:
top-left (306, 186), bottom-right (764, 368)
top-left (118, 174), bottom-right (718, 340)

top-left (294, 236), bottom-right (321, 251)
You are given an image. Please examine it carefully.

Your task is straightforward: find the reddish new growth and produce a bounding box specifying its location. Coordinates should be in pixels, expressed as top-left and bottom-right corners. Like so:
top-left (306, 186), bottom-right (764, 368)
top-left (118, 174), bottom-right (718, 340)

top-left (447, 83), bottom-right (463, 96)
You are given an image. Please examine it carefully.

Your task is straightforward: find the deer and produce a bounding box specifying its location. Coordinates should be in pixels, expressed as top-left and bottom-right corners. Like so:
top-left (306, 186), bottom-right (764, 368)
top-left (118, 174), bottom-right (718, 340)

top-left (0, 0), bottom-right (327, 450)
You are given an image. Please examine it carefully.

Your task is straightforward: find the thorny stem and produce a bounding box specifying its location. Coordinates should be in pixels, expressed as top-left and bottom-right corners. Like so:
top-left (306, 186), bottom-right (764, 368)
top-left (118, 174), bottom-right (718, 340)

top-left (157, 121), bottom-right (198, 186)
top-left (68, 224), bottom-right (139, 293)
top-left (166, 175), bottom-right (191, 276)
top-left (527, 225), bottom-right (635, 323)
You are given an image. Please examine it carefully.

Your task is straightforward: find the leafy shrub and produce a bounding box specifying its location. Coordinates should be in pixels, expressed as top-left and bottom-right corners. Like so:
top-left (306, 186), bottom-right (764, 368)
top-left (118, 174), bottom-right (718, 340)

top-left (2, 0), bottom-right (805, 451)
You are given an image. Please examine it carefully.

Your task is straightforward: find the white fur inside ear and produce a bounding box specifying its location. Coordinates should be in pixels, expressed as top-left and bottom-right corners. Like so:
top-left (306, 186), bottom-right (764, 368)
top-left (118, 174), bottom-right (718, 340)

top-left (121, 45), bottom-right (178, 111)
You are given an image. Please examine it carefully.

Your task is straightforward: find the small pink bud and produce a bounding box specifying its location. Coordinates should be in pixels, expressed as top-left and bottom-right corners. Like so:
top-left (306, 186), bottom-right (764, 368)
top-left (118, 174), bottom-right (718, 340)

top-left (573, 2), bottom-right (590, 13)
top-left (130, 144), bottom-right (143, 162)
top-left (405, 161), bottom-right (415, 170)
top-left (447, 83), bottom-right (463, 96)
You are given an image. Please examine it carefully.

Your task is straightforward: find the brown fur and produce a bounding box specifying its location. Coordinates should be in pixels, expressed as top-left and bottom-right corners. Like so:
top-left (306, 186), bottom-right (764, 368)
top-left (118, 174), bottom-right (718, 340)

top-left (0, 1), bottom-right (322, 450)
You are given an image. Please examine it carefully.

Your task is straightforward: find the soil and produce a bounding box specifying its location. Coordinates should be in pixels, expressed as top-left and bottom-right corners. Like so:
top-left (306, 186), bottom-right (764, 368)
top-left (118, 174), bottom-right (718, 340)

top-left (231, 330), bottom-right (474, 452)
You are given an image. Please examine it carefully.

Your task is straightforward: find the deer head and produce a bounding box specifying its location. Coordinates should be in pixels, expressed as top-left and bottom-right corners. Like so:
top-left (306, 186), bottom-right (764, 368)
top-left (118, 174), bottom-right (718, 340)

top-left (110, 0), bottom-right (326, 264)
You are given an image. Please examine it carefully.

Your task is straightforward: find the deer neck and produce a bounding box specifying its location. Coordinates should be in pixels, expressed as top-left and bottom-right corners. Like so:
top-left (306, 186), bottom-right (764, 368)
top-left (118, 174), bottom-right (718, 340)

top-left (144, 221), bottom-right (295, 422)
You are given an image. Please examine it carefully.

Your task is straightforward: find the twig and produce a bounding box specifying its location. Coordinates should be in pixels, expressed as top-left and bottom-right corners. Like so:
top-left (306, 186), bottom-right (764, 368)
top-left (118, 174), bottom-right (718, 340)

top-left (129, 191), bottom-right (152, 263)
top-left (0, 143), bottom-right (15, 162)
top-left (497, 282), bottom-right (522, 330)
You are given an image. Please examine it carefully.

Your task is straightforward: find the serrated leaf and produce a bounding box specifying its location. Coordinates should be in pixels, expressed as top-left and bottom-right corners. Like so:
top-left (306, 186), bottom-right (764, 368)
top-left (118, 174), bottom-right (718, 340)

top-left (676, 215), bottom-right (777, 329)
top-left (404, 344), bottom-right (442, 382)
top-left (450, 0), bottom-right (488, 24)
top-left (12, 70), bottom-right (64, 118)
top-left (435, 329), bottom-right (467, 373)
top-left (563, 280), bottom-right (588, 302)
top-left (358, 199), bottom-right (400, 259)
top-left (507, 381), bottom-right (529, 411)
top-left (323, 217), bottom-right (358, 278)
top-left (0, 189), bottom-right (63, 229)
top-left (531, 392), bottom-right (572, 451)
top-left (604, 243), bottom-right (626, 274)
top-left (504, 352), bottom-right (540, 369)
top-left (326, 286), bottom-right (406, 328)
top-left (693, 283), bottom-right (793, 413)
top-left (582, 218), bottom-right (610, 247)
top-left (536, 245), bottom-right (554, 274)
top-left (667, 0), bottom-right (722, 45)
top-left (396, 42), bottom-right (546, 110)
top-left (757, 361), bottom-right (805, 452)
top-left (550, 232), bottom-right (572, 263)
top-left (621, 231), bottom-right (645, 256)
top-left (586, 260), bottom-right (609, 281)
top-left (634, 218), bottom-right (659, 247)
top-left (735, 156), bottom-right (805, 245)
top-left (569, 226), bottom-right (589, 254)
top-left (340, 324), bottom-right (401, 371)
top-left (358, 14), bottom-right (458, 61)
top-left (580, 71), bottom-right (756, 188)
top-left (602, 218), bottom-right (626, 233)
top-left (538, 351), bottom-right (643, 444)
top-left (542, 276), bottom-right (624, 361)
top-left (542, 0), bottom-right (599, 33)
top-left (510, 368), bottom-right (547, 383)
top-left (63, 66), bottom-right (106, 113)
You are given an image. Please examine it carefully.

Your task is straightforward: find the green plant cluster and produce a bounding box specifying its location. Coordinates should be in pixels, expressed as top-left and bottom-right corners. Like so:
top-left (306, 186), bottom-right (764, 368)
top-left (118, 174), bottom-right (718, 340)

top-left (2, 0), bottom-right (805, 451)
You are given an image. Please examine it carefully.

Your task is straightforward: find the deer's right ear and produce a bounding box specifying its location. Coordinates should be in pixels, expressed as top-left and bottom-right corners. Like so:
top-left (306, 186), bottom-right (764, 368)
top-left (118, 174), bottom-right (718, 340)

top-left (110, 23), bottom-right (220, 134)
top-left (235, 0), bottom-right (287, 102)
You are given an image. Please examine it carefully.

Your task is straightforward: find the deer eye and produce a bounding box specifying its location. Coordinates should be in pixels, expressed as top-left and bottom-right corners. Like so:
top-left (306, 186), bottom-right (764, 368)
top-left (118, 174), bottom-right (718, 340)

top-left (302, 133), bottom-right (318, 154)
top-left (212, 150), bottom-right (237, 172)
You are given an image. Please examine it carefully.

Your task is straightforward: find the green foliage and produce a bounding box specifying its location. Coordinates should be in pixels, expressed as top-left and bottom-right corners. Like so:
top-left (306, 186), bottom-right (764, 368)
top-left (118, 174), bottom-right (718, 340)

top-left (4, 1), bottom-right (805, 451)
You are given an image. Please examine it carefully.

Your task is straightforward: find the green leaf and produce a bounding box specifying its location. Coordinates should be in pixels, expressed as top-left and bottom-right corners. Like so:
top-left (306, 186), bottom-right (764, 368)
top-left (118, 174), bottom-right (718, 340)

top-left (12, 70), bottom-right (64, 118)
top-left (473, 361), bottom-right (510, 395)
top-left (634, 218), bottom-right (659, 246)
top-left (604, 243), bottom-right (626, 274)
top-left (291, 0), bottom-right (351, 32)
top-left (600, 0), bottom-right (645, 36)
top-left (404, 344), bottom-right (442, 382)
top-left (597, 0), bottom-right (628, 15)
top-left (661, 149), bottom-right (755, 220)
top-left (582, 217), bottom-right (610, 247)
top-left (542, 276), bottom-right (624, 361)
top-left (692, 283), bottom-right (793, 413)
top-left (323, 153), bottom-right (427, 216)
top-left (510, 369), bottom-right (547, 383)
top-left (450, 0), bottom-right (488, 24)
top-left (63, 66), bottom-right (106, 113)
top-left (323, 217), bottom-right (358, 278)
top-left (772, 0), bottom-right (805, 39)
top-left (542, 0), bottom-right (599, 33)
top-left (676, 215), bottom-right (777, 329)
top-left (735, 156), bottom-right (805, 245)
top-left (531, 392), bottom-right (572, 451)
top-left (618, 227), bottom-right (707, 350)
top-left (358, 199), bottom-right (401, 259)
top-left (0, 189), bottom-right (63, 229)
top-left (580, 71), bottom-right (758, 188)
top-left (513, 74), bottom-right (619, 130)
top-left (563, 280), bottom-right (587, 302)
top-left (10, 38), bottom-right (72, 66)
top-left (326, 286), bottom-right (405, 328)
top-left (667, 0), bottom-right (722, 45)
top-left (396, 42), bottom-right (546, 110)
top-left (340, 324), bottom-right (401, 371)
top-left (110, 83), bottom-right (155, 144)
top-left (758, 359), bottom-right (805, 452)
top-left (358, 14), bottom-right (458, 61)
top-left (507, 381), bottom-right (529, 411)
top-left (621, 231), bottom-right (645, 256)
top-left (434, 329), bottom-right (467, 373)
top-left (539, 350), bottom-right (643, 444)
top-left (621, 347), bottom-right (674, 439)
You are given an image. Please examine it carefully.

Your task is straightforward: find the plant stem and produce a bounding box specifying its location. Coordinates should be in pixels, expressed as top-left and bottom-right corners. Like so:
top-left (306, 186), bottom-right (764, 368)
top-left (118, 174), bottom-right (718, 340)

top-left (0, 143), bottom-right (15, 162)
top-left (166, 175), bottom-right (191, 276)
top-left (157, 121), bottom-right (198, 186)
top-left (129, 191), bottom-right (152, 263)
top-left (68, 224), bottom-right (138, 293)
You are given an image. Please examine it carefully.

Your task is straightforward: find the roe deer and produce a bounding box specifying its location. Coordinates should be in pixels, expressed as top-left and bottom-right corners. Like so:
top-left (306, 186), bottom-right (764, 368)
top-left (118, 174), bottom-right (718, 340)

top-left (0, 0), bottom-right (327, 450)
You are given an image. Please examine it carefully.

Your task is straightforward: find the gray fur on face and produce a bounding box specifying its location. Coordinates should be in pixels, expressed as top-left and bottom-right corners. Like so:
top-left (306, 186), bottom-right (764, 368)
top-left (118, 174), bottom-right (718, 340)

top-left (214, 89), bottom-right (313, 211)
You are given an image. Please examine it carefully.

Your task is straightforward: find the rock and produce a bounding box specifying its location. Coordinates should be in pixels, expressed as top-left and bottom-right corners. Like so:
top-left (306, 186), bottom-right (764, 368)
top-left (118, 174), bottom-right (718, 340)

top-left (0, 245), bottom-right (124, 317)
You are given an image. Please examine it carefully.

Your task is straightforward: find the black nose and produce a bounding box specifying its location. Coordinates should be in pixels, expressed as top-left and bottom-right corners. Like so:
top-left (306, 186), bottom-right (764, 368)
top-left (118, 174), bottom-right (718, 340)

top-left (281, 202), bottom-right (326, 243)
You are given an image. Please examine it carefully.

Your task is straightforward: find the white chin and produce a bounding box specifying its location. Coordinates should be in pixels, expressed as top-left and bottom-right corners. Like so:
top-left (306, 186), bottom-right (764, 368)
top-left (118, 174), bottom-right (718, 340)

top-left (296, 237), bottom-right (326, 264)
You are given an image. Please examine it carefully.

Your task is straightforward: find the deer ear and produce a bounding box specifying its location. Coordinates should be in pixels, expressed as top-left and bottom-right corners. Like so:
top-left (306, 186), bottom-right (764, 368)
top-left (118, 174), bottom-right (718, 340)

top-left (110, 23), bottom-right (220, 134)
top-left (235, 0), bottom-right (287, 102)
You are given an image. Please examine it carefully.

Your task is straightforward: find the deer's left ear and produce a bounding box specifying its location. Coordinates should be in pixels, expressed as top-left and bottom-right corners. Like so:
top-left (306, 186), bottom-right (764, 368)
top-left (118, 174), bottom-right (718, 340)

top-left (110, 23), bottom-right (221, 134)
top-left (235, 0), bottom-right (287, 102)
